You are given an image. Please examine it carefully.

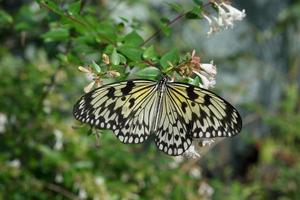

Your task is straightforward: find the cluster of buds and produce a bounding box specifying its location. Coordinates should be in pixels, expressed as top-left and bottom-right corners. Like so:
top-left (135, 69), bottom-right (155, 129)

top-left (203, 2), bottom-right (246, 36)
top-left (78, 53), bottom-right (120, 93)
top-left (176, 50), bottom-right (217, 90)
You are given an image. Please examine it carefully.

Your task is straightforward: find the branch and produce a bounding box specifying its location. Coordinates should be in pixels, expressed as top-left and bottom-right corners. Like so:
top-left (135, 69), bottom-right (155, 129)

top-left (140, 11), bottom-right (188, 47)
top-left (45, 182), bottom-right (80, 200)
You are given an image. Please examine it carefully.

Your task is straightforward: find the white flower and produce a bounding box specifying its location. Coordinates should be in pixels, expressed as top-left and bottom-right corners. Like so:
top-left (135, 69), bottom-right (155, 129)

top-left (189, 167), bottom-right (202, 179)
top-left (53, 129), bottom-right (63, 150)
top-left (193, 61), bottom-right (216, 89)
top-left (198, 181), bottom-right (214, 198)
top-left (203, 14), bottom-right (223, 36)
top-left (55, 173), bottom-right (63, 183)
top-left (0, 113), bottom-right (8, 133)
top-left (183, 144), bottom-right (201, 158)
top-left (203, 3), bottom-right (246, 35)
top-left (222, 3), bottom-right (246, 21)
top-left (193, 70), bottom-right (216, 89)
top-left (8, 159), bottom-right (21, 168)
top-left (78, 187), bottom-right (87, 199)
top-left (200, 61), bottom-right (217, 77)
top-left (95, 176), bottom-right (105, 186)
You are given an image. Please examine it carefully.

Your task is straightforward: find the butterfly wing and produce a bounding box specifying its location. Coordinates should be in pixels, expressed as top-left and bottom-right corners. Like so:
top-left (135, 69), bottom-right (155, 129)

top-left (166, 82), bottom-right (242, 139)
top-left (155, 88), bottom-right (193, 156)
top-left (73, 80), bottom-right (158, 144)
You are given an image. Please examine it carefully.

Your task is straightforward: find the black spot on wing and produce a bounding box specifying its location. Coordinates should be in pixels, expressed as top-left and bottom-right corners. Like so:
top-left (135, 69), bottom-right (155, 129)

top-left (128, 98), bottom-right (135, 109)
top-left (181, 102), bottom-right (187, 113)
top-left (204, 94), bottom-right (211, 105)
top-left (107, 87), bottom-right (116, 98)
top-left (186, 85), bottom-right (199, 100)
top-left (121, 80), bottom-right (135, 95)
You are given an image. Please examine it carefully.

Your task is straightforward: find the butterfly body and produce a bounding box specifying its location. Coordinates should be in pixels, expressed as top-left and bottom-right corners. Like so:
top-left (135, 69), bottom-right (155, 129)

top-left (73, 77), bottom-right (242, 156)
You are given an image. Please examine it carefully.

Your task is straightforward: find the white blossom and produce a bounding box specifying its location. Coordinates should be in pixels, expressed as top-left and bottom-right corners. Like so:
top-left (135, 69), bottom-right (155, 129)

top-left (55, 173), bottom-right (63, 183)
top-left (0, 113), bottom-right (7, 133)
top-left (7, 159), bottom-right (21, 168)
top-left (203, 3), bottom-right (246, 36)
top-left (183, 144), bottom-right (201, 158)
top-left (53, 129), bottom-right (63, 150)
top-left (198, 181), bottom-right (214, 198)
top-left (193, 61), bottom-right (217, 89)
top-left (78, 187), bottom-right (87, 199)
top-left (200, 61), bottom-right (217, 77)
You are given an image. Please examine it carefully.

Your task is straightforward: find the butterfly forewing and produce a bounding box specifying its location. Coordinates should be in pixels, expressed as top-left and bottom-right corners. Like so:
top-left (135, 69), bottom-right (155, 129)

top-left (166, 82), bottom-right (242, 139)
top-left (73, 80), bottom-right (158, 144)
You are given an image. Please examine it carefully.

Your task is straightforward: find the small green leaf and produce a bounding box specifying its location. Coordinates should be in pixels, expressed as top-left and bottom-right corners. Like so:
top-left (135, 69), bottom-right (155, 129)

top-left (0, 10), bottom-right (13, 24)
top-left (68, 1), bottom-right (81, 15)
top-left (161, 26), bottom-right (171, 36)
top-left (118, 45), bottom-right (143, 62)
top-left (160, 49), bottom-right (179, 69)
top-left (92, 61), bottom-right (101, 73)
top-left (186, 6), bottom-right (203, 19)
top-left (134, 67), bottom-right (161, 79)
top-left (123, 31), bottom-right (144, 46)
top-left (143, 45), bottom-right (158, 60)
top-left (166, 3), bottom-right (183, 13)
top-left (111, 48), bottom-right (120, 65)
top-left (42, 28), bottom-right (69, 42)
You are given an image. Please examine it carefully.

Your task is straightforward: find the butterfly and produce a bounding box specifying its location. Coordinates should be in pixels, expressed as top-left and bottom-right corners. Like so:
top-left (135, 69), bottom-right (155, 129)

top-left (73, 76), bottom-right (242, 156)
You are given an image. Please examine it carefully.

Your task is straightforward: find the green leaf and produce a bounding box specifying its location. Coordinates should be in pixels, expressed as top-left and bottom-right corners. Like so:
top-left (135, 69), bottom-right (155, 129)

top-left (166, 3), bottom-right (183, 13)
top-left (192, 0), bottom-right (203, 5)
top-left (0, 10), bottom-right (13, 24)
top-left (161, 26), bottom-right (171, 36)
top-left (160, 49), bottom-right (179, 69)
top-left (96, 22), bottom-right (117, 43)
top-left (68, 1), bottom-right (81, 15)
top-left (111, 48), bottom-right (121, 65)
top-left (42, 28), bottom-right (69, 42)
top-left (118, 45), bottom-right (143, 62)
top-left (39, 0), bottom-right (64, 16)
top-left (123, 31), bottom-right (144, 46)
top-left (186, 6), bottom-right (203, 19)
top-left (134, 67), bottom-right (161, 79)
top-left (92, 61), bottom-right (101, 73)
top-left (143, 45), bottom-right (158, 60)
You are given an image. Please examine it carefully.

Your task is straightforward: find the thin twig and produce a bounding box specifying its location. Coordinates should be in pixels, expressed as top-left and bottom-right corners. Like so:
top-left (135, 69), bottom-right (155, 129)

top-left (45, 182), bottom-right (80, 200)
top-left (140, 11), bottom-right (188, 47)
top-left (141, 2), bottom-right (212, 47)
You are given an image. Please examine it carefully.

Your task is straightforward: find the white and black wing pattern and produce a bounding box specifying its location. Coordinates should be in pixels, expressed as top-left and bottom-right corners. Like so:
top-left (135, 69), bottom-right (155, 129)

top-left (155, 86), bottom-right (193, 156)
top-left (73, 80), bottom-right (158, 144)
top-left (165, 82), bottom-right (242, 139)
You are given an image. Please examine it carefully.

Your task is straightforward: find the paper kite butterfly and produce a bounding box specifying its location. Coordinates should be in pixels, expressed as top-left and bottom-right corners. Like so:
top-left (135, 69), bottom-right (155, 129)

top-left (73, 76), bottom-right (242, 156)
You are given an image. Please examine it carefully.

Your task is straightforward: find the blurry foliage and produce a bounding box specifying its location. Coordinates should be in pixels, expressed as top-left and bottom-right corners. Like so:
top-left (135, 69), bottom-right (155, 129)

top-left (0, 0), bottom-right (299, 199)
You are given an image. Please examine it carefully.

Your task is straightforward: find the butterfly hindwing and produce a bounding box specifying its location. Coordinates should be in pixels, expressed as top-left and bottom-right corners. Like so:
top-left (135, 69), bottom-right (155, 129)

top-left (155, 88), bottom-right (192, 156)
top-left (73, 80), bottom-right (158, 144)
top-left (166, 82), bottom-right (242, 139)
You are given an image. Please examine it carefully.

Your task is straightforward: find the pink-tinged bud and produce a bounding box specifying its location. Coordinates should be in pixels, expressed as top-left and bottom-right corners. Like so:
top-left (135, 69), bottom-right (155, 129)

top-left (78, 66), bottom-right (92, 73)
top-left (102, 53), bottom-right (110, 65)
top-left (84, 81), bottom-right (95, 93)
top-left (107, 70), bottom-right (120, 77)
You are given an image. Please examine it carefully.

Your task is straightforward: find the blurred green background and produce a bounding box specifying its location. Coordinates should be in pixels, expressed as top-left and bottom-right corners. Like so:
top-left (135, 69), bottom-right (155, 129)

top-left (0, 0), bottom-right (299, 199)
